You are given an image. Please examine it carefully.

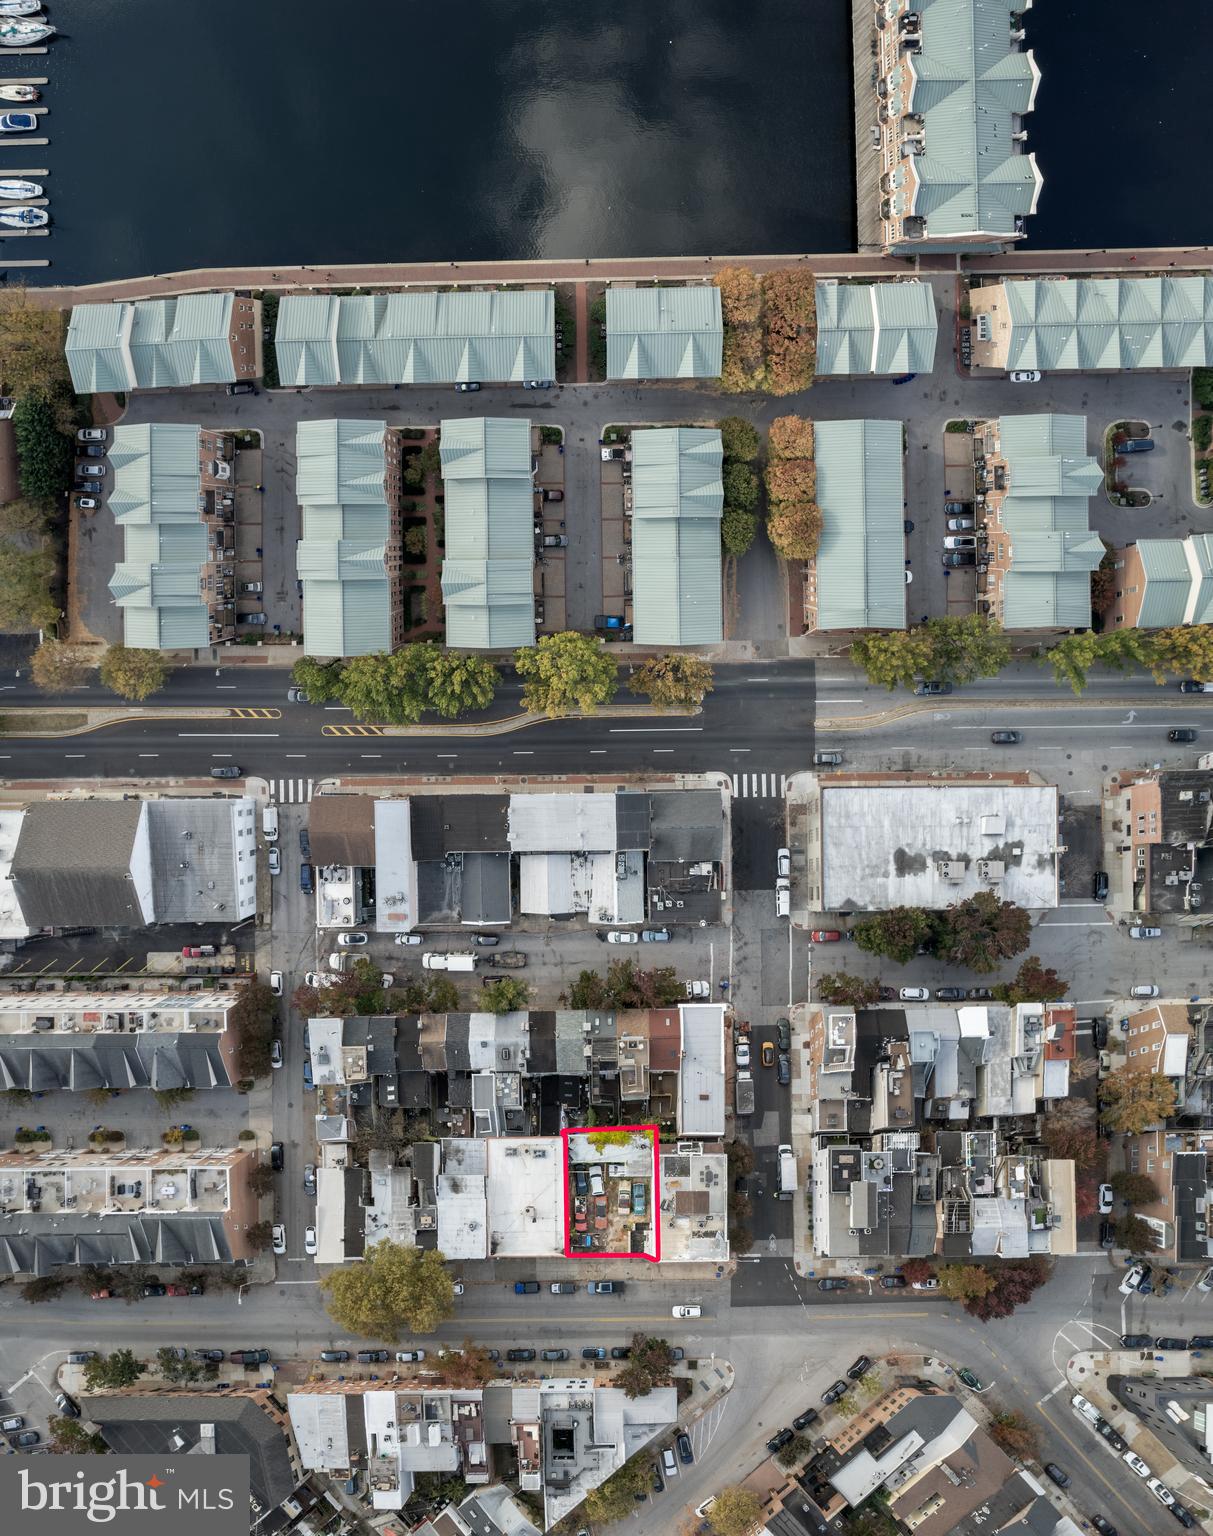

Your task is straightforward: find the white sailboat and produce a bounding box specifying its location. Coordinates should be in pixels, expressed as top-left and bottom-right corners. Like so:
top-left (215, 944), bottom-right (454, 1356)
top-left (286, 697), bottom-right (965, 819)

top-left (0, 84), bottom-right (39, 101)
top-left (0, 205), bottom-right (47, 227)
top-left (0, 178), bottom-right (42, 198)
top-left (0, 18), bottom-right (54, 45)
top-left (0, 2), bottom-right (45, 16)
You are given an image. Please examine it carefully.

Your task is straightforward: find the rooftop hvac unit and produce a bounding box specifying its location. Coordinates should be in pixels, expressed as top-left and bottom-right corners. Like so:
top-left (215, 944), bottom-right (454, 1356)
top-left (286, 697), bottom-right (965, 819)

top-left (936, 860), bottom-right (965, 883)
top-left (976, 859), bottom-right (1006, 883)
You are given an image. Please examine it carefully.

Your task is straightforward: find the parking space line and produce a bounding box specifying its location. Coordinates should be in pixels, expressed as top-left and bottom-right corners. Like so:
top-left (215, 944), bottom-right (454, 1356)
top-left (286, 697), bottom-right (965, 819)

top-left (112, 956), bottom-right (134, 974)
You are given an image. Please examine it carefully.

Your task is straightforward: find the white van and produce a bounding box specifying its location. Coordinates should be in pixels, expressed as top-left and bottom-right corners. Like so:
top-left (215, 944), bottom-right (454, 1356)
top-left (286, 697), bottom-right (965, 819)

top-left (262, 806), bottom-right (279, 843)
top-left (775, 877), bottom-right (791, 918)
top-left (662, 1447), bottom-right (678, 1477)
top-left (943, 535), bottom-right (977, 551)
top-left (422, 953), bottom-right (477, 971)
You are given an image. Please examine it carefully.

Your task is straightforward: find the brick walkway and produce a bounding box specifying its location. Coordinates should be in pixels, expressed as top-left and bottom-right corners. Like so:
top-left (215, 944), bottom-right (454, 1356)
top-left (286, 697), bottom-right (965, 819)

top-left (573, 282), bottom-right (588, 383)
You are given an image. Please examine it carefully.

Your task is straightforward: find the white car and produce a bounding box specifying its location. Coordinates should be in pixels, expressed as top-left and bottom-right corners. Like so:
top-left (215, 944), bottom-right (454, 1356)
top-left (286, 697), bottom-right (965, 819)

top-left (1010, 370), bottom-right (1041, 383)
top-left (272, 1224), bottom-right (286, 1255)
top-left (1129, 926), bottom-right (1163, 940)
top-left (337, 932), bottom-right (368, 947)
top-left (270, 1039), bottom-right (283, 1069)
top-left (1119, 1263), bottom-right (1148, 1296)
top-left (1148, 1478), bottom-right (1176, 1507)
top-left (899, 987), bottom-right (929, 1002)
top-left (395, 1350), bottom-right (426, 1362)
top-left (304, 1226), bottom-right (317, 1257)
top-left (305, 971), bottom-right (334, 990)
top-left (77, 427), bottom-right (106, 442)
top-left (1198, 1265), bottom-right (1213, 1293)
top-left (605, 931), bottom-right (639, 944)
top-left (1130, 984), bottom-right (1161, 999)
top-left (911, 1277), bottom-right (939, 1290)
top-left (76, 496), bottom-right (99, 510)
top-left (1071, 1393), bottom-right (1101, 1425)
top-left (394, 933), bottom-right (423, 946)
top-left (1123, 1451), bottom-right (1150, 1478)
top-left (267, 846), bottom-right (281, 876)
top-left (735, 1041), bottom-right (751, 1068)
top-left (380, 973), bottom-right (394, 988)
top-left (672, 1305), bottom-right (701, 1318)
top-left (776, 847), bottom-right (791, 879)
top-left (1098, 1183), bottom-right (1114, 1214)
top-left (453, 1281), bottom-right (464, 1296)
top-left (269, 970), bottom-right (283, 997)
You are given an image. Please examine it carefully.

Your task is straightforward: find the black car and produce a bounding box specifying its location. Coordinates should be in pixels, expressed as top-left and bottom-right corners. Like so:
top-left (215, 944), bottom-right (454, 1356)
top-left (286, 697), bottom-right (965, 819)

top-left (934, 987), bottom-right (965, 1002)
top-left (14, 1431), bottom-right (39, 1447)
top-left (226, 382), bottom-right (257, 396)
top-left (777, 1051), bottom-right (791, 1085)
top-left (652, 1463), bottom-right (664, 1494)
top-left (1155, 1336), bottom-right (1189, 1350)
top-left (1121, 1334), bottom-right (1154, 1349)
top-left (270, 1141), bottom-right (284, 1171)
top-left (676, 1431), bottom-right (693, 1465)
top-left (541, 1349), bottom-right (569, 1361)
top-left (209, 765), bottom-right (241, 779)
top-left (1043, 1463), bottom-right (1070, 1489)
top-left (913, 680), bottom-right (952, 695)
top-left (357, 1350), bottom-right (389, 1363)
top-left (142, 1284), bottom-right (167, 1297)
top-left (582, 1347), bottom-right (606, 1360)
top-left (229, 1349), bottom-right (270, 1364)
top-left (1171, 1505), bottom-right (1197, 1529)
top-left (967, 987), bottom-right (994, 1001)
top-left (1169, 729), bottom-right (1199, 743)
top-left (610, 1346), bottom-right (631, 1360)
top-left (990, 731), bottom-right (1021, 744)
top-left (299, 827), bottom-right (312, 860)
top-left (1091, 1016), bottom-right (1109, 1049)
top-left (1092, 870), bottom-right (1110, 901)
top-left (1099, 1219), bottom-right (1115, 1249)
top-left (1091, 1518), bottom-right (1119, 1536)
top-left (847, 1355), bottom-right (873, 1379)
top-left (671, 1347), bottom-right (685, 1362)
top-left (1180, 680), bottom-right (1211, 694)
top-left (299, 861), bottom-right (314, 895)
top-left (506, 1348), bottom-right (536, 1362)
top-left (821, 1378), bottom-right (849, 1404)
top-left (574, 1168), bottom-right (589, 1196)
top-left (818, 1278), bottom-right (849, 1292)
top-left (766, 1428), bottom-right (794, 1454)
top-left (879, 1275), bottom-right (907, 1289)
top-left (942, 551), bottom-right (976, 568)
top-left (193, 1349), bottom-right (225, 1363)
top-left (776, 1018), bottom-right (791, 1052)
top-left (1096, 1420), bottom-right (1127, 1453)
top-left (792, 1408), bottom-right (820, 1431)
top-left (1189, 1335), bottom-right (1213, 1349)
top-left (55, 1392), bottom-right (80, 1419)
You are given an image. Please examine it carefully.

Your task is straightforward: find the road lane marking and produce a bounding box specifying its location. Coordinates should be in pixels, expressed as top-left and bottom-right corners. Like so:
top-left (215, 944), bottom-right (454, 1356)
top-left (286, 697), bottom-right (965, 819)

top-left (138, 753), bottom-right (158, 758)
top-left (177, 732), bottom-right (280, 738)
top-left (609, 727), bottom-right (703, 733)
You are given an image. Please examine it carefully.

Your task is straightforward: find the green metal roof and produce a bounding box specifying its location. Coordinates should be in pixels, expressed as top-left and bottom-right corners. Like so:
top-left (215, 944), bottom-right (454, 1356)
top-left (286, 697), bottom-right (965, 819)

top-left (606, 286), bottom-right (722, 380)
top-left (1137, 540), bottom-right (1197, 629)
top-left (295, 420), bottom-right (393, 658)
top-left (814, 281), bottom-right (938, 375)
top-left (276, 291), bottom-right (555, 387)
top-left (106, 423), bottom-right (210, 650)
top-left (66, 295), bottom-right (237, 393)
top-left (440, 418), bottom-right (535, 650)
top-left (813, 419), bottom-right (907, 631)
top-left (629, 428), bottom-right (723, 645)
top-left (1000, 276), bottom-right (1213, 372)
top-left (998, 414), bottom-right (1104, 628)
top-left (893, 0), bottom-right (1041, 245)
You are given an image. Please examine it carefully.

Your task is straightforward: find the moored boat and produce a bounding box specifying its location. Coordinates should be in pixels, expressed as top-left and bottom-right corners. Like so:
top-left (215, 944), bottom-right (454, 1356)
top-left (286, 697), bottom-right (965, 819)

top-left (0, 109), bottom-right (35, 130)
top-left (0, 204), bottom-right (47, 227)
top-left (0, 84), bottom-right (39, 102)
top-left (0, 2), bottom-right (44, 16)
top-left (0, 177), bottom-right (41, 198)
top-left (0, 18), bottom-right (54, 44)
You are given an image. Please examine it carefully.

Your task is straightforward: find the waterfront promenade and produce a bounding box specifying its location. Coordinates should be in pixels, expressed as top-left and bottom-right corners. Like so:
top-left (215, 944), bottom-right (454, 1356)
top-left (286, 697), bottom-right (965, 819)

top-left (24, 243), bottom-right (1213, 307)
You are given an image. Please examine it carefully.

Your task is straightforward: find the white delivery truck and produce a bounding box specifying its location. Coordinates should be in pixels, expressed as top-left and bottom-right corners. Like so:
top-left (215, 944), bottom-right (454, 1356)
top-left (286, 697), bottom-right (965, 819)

top-left (262, 806), bottom-right (279, 843)
top-left (422, 953), bottom-right (478, 972)
top-left (777, 1143), bottom-right (797, 1201)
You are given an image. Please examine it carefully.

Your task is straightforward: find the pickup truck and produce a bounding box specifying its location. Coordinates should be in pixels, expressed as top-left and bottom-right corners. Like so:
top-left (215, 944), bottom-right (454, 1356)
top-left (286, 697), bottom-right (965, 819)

top-left (514, 1281), bottom-right (540, 1295)
top-left (493, 951), bottom-right (528, 969)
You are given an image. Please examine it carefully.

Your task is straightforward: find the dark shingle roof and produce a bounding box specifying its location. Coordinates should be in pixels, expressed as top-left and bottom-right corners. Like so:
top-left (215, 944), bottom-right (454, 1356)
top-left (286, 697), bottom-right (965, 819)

top-left (410, 796), bottom-right (510, 858)
top-left (648, 790), bottom-right (722, 862)
top-left (11, 800), bottom-right (144, 926)
top-left (309, 795), bottom-right (377, 865)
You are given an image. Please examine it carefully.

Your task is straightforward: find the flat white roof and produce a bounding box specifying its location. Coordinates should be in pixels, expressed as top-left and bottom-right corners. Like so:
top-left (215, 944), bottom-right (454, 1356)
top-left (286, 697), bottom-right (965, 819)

top-left (485, 1137), bottom-right (563, 1256)
top-left (819, 783), bottom-right (1060, 910)
top-left (679, 1005), bottom-right (725, 1136)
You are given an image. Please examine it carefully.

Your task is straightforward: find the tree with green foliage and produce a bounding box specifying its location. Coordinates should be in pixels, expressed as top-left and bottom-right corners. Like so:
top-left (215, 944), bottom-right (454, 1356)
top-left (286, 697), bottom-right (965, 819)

top-left (20, 1274), bottom-right (65, 1304)
top-left (477, 976), bottom-right (530, 1013)
top-left (615, 1333), bottom-right (677, 1400)
top-left (12, 387), bottom-right (74, 501)
top-left (404, 525), bottom-right (428, 557)
top-left (424, 977), bottom-right (460, 1012)
top-left (48, 1416), bottom-right (108, 1455)
top-left (1114, 1214), bottom-right (1158, 1254)
top-left (99, 645), bottom-right (170, 701)
top-left (0, 497), bottom-right (48, 540)
top-left (767, 501), bottom-right (823, 561)
top-left (708, 1485), bottom-right (764, 1536)
top-left (229, 977), bottom-right (278, 1080)
top-left (816, 972), bottom-right (883, 1007)
top-left (0, 286), bottom-right (70, 398)
top-left (1110, 1171), bottom-right (1158, 1206)
top-left (30, 640), bottom-right (92, 694)
top-left (776, 1434), bottom-right (812, 1468)
top-left (722, 460), bottom-right (759, 513)
top-left (322, 1240), bottom-right (454, 1337)
top-left (934, 891), bottom-right (1031, 975)
top-left (851, 628), bottom-right (932, 691)
top-left (422, 648), bottom-right (499, 718)
top-left (1150, 625), bottom-right (1213, 682)
top-left (337, 646), bottom-right (431, 724)
top-left (855, 615), bottom-right (1010, 691)
top-left (403, 438), bottom-right (442, 489)
top-left (515, 630), bottom-right (618, 718)
top-left (567, 969), bottom-right (609, 1009)
top-left (0, 543), bottom-right (58, 632)
top-left (1100, 1068), bottom-right (1178, 1133)
top-left (1042, 628), bottom-right (1155, 694)
top-left (247, 1162), bottom-right (276, 1197)
top-left (721, 504), bottom-right (758, 556)
top-left (156, 1347), bottom-right (205, 1384)
top-left (852, 907), bottom-right (936, 965)
top-left (84, 1349), bottom-right (144, 1390)
top-left (991, 955), bottom-right (1068, 1004)
top-left (584, 1453), bottom-right (651, 1525)
top-left (935, 1264), bottom-right (997, 1303)
top-left (717, 416), bottom-right (761, 462)
top-left (290, 656), bottom-right (344, 702)
top-left (629, 654), bottom-right (714, 711)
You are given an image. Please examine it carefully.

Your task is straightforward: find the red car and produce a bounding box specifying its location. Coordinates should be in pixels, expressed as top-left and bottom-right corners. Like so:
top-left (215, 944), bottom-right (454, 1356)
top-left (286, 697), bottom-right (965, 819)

top-left (165, 1284), bottom-right (189, 1297)
top-left (810, 930), bottom-right (842, 943)
top-left (90, 1290), bottom-right (113, 1300)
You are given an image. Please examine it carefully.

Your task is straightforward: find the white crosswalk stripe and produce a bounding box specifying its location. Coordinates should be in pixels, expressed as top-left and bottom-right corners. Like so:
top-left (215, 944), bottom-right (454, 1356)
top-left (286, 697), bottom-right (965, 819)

top-left (271, 779), bottom-right (314, 804)
top-left (729, 772), bottom-right (789, 800)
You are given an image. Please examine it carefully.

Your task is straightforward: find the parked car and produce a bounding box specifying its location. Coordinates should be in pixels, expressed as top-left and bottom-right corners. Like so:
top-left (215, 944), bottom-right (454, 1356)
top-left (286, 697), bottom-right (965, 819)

top-left (299, 862), bottom-right (314, 895)
top-left (913, 680), bottom-right (952, 696)
top-left (229, 1350), bottom-right (270, 1365)
top-left (80, 444), bottom-right (106, 458)
top-left (304, 1164), bottom-right (317, 1196)
top-left (990, 730), bottom-right (1021, 744)
top-left (1169, 729), bottom-right (1198, 743)
top-left (267, 846), bottom-right (281, 876)
top-left (1099, 1183), bottom-right (1114, 1214)
top-left (1189, 1335), bottom-right (1213, 1349)
top-left (1131, 984), bottom-right (1161, 998)
top-left (641, 928), bottom-right (670, 942)
top-left (513, 1281), bottom-right (540, 1294)
top-left (357, 1350), bottom-right (390, 1364)
top-left (1097, 1419), bottom-right (1127, 1452)
top-left (337, 931), bottom-right (368, 948)
top-left (142, 1284), bottom-right (167, 1297)
top-left (610, 1346), bottom-right (631, 1359)
top-left (550, 1282), bottom-right (577, 1294)
top-left (541, 1349), bottom-right (569, 1362)
top-left (676, 1432), bottom-right (693, 1465)
top-left (303, 1058), bottom-right (314, 1091)
top-left (604, 930), bottom-right (639, 944)
top-left (792, 1407), bottom-right (820, 1431)
top-left (777, 1052), bottom-right (790, 1085)
top-left (586, 1280), bottom-right (621, 1294)
top-left (1099, 1219), bottom-right (1115, 1248)
top-left (1179, 680), bottom-right (1213, 694)
top-left (912, 1277), bottom-right (940, 1290)
top-left (192, 1350), bottom-right (225, 1363)
top-left (226, 382), bottom-right (256, 396)
top-left (847, 1355), bottom-right (873, 1379)
top-left (1010, 370), bottom-right (1042, 383)
top-left (210, 765), bottom-right (241, 779)
top-left (1120, 1334), bottom-right (1154, 1349)
top-left (942, 550), bottom-right (977, 567)
top-left (454, 381), bottom-right (481, 392)
top-left (813, 750), bottom-right (843, 767)
top-left (77, 427), bottom-right (107, 442)
top-left (761, 1041), bottom-right (775, 1068)
top-left (1155, 1337), bottom-right (1189, 1351)
top-left (777, 1018), bottom-right (790, 1051)
top-left (1123, 1451), bottom-right (1151, 1477)
top-left (967, 987), bottom-right (993, 1001)
top-left (818, 1278), bottom-right (849, 1293)
top-left (269, 970), bottom-right (283, 997)
top-left (542, 488), bottom-right (564, 502)
top-left (1171, 1505), bottom-right (1197, 1528)
top-left (581, 1347), bottom-right (606, 1360)
top-left (242, 581), bottom-right (263, 595)
top-left (76, 496), bottom-right (99, 510)
top-left (1129, 926), bottom-right (1162, 939)
top-left (1043, 1463), bottom-right (1071, 1489)
top-left (270, 1039), bottom-right (283, 1069)
top-left (766, 1428), bottom-right (794, 1454)
top-left (947, 516), bottom-right (975, 532)
top-left (395, 1350), bottom-right (426, 1362)
top-left (735, 1040), bottom-right (750, 1068)
top-left (270, 1141), bottom-right (284, 1171)
top-left (899, 987), bottom-right (929, 1001)
top-left (1092, 870), bottom-right (1110, 900)
top-left (76, 462), bottom-right (105, 478)
top-left (956, 1368), bottom-right (984, 1391)
top-left (934, 986), bottom-right (965, 1001)
top-left (672, 1305), bottom-right (701, 1318)
top-left (540, 533), bottom-right (568, 548)
top-left (394, 932), bottom-right (424, 945)
top-left (810, 930), bottom-right (842, 943)
top-left (13, 1431), bottom-right (39, 1447)
top-left (879, 1275), bottom-right (907, 1289)
top-left (272, 1224), bottom-right (286, 1255)
top-left (239, 613), bottom-right (267, 626)
top-left (1071, 1394), bottom-right (1101, 1425)
top-left (320, 1350), bottom-right (350, 1362)
top-left (1118, 437), bottom-right (1155, 453)
top-left (304, 1226), bottom-right (317, 1257)
top-left (821, 1378), bottom-right (849, 1403)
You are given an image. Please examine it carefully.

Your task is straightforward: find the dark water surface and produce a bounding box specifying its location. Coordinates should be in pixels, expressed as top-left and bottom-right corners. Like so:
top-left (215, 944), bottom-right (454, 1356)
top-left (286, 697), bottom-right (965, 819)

top-left (13, 0), bottom-right (854, 284)
top-left (6, 1), bottom-right (1208, 285)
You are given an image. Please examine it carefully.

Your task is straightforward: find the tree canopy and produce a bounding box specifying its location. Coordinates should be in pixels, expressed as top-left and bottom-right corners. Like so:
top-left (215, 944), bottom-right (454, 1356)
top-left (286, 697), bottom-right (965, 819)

top-left (854, 615), bottom-right (1011, 692)
top-left (584, 1453), bottom-right (651, 1525)
top-left (717, 416), bottom-right (760, 462)
top-left (852, 906), bottom-right (937, 965)
top-left (99, 646), bottom-right (171, 702)
top-left (629, 654), bottom-right (714, 711)
top-left (816, 972), bottom-right (883, 1007)
top-left (1110, 1170), bottom-right (1158, 1206)
top-left (84, 1350), bottom-right (144, 1390)
top-left (1100, 1068), bottom-right (1177, 1133)
top-left (477, 977), bottom-right (530, 1013)
top-left (708, 1486), bottom-right (764, 1536)
top-left (31, 640), bottom-right (92, 694)
top-left (566, 961), bottom-right (683, 1009)
top-left (0, 542), bottom-right (58, 632)
top-left (515, 631), bottom-right (618, 718)
top-left (934, 891), bottom-right (1031, 975)
top-left (991, 956), bottom-right (1068, 1004)
top-left (322, 1240), bottom-right (455, 1337)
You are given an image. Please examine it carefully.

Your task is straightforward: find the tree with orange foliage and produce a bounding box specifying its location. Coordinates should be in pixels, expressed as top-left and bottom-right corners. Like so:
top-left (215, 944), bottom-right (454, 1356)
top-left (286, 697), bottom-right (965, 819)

top-left (768, 502), bottom-right (823, 560)
top-left (767, 415), bottom-right (815, 459)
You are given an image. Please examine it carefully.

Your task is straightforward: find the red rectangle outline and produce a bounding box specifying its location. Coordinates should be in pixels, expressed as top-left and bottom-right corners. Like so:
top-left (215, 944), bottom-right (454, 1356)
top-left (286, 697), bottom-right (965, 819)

top-left (560, 1124), bottom-right (661, 1262)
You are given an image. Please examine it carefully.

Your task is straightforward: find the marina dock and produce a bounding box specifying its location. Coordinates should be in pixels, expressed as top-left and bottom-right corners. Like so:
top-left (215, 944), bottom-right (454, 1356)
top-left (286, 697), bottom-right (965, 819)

top-left (0, 137), bottom-right (47, 146)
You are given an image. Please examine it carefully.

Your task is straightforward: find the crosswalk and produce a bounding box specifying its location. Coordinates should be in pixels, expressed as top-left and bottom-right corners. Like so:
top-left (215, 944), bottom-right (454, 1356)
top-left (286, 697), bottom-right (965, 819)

top-left (270, 779), bottom-right (314, 803)
top-left (729, 772), bottom-right (789, 800)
